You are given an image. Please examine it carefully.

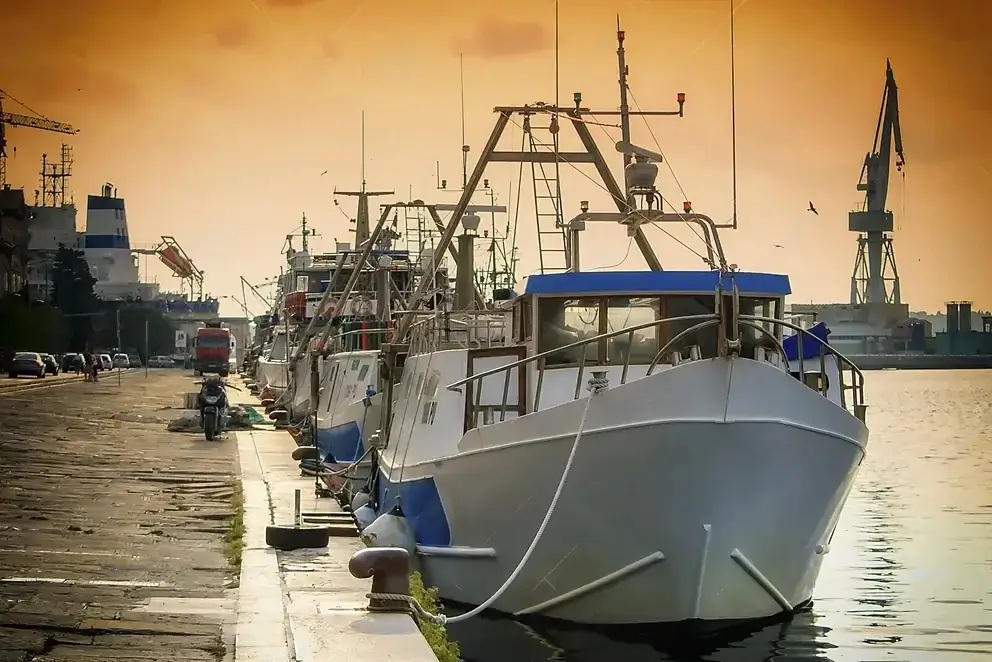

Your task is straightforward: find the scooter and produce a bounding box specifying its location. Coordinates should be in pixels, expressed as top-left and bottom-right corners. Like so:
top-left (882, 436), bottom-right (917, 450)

top-left (196, 376), bottom-right (241, 441)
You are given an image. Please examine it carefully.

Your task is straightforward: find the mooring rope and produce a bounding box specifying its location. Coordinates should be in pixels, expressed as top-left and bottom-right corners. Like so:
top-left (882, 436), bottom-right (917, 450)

top-left (367, 372), bottom-right (610, 625)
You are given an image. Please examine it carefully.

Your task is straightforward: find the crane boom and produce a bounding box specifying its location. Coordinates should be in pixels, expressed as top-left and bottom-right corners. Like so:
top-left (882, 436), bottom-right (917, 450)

top-left (857, 59), bottom-right (905, 212)
top-left (848, 59), bottom-right (906, 306)
top-left (0, 92), bottom-right (78, 187)
top-left (1, 111), bottom-right (77, 137)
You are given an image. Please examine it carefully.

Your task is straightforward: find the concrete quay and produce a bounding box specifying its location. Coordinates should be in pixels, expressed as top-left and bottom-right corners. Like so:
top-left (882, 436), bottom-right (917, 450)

top-left (232, 408), bottom-right (440, 660)
top-left (0, 370), bottom-right (240, 661)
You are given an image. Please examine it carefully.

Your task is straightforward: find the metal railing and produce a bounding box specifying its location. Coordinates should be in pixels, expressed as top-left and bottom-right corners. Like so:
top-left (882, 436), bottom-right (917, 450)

top-left (407, 310), bottom-right (509, 355)
top-left (446, 307), bottom-right (867, 430)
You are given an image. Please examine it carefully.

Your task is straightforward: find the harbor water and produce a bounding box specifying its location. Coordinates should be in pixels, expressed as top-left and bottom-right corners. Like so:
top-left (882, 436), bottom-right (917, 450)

top-left (447, 369), bottom-right (992, 662)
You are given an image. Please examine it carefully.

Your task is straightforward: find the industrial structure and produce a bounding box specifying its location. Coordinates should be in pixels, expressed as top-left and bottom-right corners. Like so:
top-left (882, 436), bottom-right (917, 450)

top-left (849, 60), bottom-right (905, 307)
top-left (790, 61), bottom-right (992, 367)
top-left (791, 60), bottom-right (912, 355)
top-left (0, 90), bottom-right (77, 189)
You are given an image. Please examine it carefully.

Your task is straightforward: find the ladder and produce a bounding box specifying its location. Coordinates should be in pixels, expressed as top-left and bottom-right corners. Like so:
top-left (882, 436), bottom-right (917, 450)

top-left (525, 112), bottom-right (570, 274)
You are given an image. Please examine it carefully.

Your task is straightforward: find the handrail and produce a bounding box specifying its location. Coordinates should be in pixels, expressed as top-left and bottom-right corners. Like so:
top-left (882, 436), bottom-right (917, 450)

top-left (645, 319), bottom-right (723, 375)
top-left (444, 308), bottom-right (866, 427)
top-left (446, 313), bottom-right (719, 391)
top-left (739, 314), bottom-right (865, 381)
top-left (740, 313), bottom-right (865, 408)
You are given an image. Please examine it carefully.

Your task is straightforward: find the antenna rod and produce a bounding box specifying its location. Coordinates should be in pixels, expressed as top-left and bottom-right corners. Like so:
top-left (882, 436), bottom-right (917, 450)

top-left (361, 110), bottom-right (366, 187)
top-left (616, 16), bottom-right (633, 209)
top-left (730, 0), bottom-right (739, 230)
top-left (460, 53), bottom-right (468, 188)
top-left (554, 0), bottom-right (560, 107)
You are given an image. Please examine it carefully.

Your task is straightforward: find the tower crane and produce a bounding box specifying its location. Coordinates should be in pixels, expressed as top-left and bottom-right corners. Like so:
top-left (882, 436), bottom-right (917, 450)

top-left (0, 90), bottom-right (78, 188)
top-left (849, 60), bottom-right (906, 306)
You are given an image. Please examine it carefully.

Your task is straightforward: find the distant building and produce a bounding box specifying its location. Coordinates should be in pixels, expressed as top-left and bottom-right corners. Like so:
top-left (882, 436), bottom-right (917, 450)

top-left (0, 187), bottom-right (30, 297)
top-left (25, 202), bottom-right (81, 301)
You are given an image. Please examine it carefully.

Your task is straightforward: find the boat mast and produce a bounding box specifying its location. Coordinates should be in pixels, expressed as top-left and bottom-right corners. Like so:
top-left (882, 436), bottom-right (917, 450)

top-left (392, 26), bottom-right (693, 341)
top-left (435, 55), bottom-right (508, 307)
top-left (616, 16), bottom-right (634, 211)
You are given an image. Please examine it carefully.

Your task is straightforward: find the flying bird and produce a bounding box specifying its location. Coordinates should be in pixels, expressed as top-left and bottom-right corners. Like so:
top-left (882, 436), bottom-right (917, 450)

top-left (773, 244), bottom-right (785, 249)
top-left (808, 201), bottom-right (818, 215)
top-left (320, 170), bottom-right (328, 176)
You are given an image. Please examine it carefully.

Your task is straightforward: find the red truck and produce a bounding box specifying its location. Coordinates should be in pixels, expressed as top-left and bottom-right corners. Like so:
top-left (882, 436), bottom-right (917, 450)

top-left (194, 324), bottom-right (232, 376)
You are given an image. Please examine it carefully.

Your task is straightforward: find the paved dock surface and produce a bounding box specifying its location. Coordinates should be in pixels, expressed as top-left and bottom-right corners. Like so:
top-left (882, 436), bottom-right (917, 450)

top-left (232, 382), bottom-right (439, 661)
top-left (0, 370), bottom-right (239, 661)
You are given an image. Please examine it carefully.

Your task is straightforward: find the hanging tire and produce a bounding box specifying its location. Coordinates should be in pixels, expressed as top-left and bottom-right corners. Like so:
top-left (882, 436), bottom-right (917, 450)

top-left (265, 524), bottom-right (332, 550)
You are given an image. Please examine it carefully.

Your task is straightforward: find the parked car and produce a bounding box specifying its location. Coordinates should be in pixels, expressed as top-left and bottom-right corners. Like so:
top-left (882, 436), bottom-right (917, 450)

top-left (40, 353), bottom-right (60, 376)
top-left (9, 352), bottom-right (46, 379)
top-left (112, 353), bottom-right (130, 369)
top-left (150, 355), bottom-right (173, 368)
top-left (60, 353), bottom-right (82, 373)
top-left (99, 354), bottom-right (113, 371)
top-left (128, 355), bottom-right (142, 368)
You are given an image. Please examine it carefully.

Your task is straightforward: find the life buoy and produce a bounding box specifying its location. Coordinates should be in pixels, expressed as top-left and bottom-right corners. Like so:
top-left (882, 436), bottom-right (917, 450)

top-left (319, 298), bottom-right (338, 318)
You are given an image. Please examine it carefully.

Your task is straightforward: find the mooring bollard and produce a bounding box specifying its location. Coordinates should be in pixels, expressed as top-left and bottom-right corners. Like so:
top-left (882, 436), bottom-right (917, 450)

top-left (349, 547), bottom-right (411, 613)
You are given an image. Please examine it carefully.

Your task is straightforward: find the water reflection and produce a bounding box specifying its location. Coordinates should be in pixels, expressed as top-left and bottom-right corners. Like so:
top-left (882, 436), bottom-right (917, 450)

top-left (447, 370), bottom-right (992, 661)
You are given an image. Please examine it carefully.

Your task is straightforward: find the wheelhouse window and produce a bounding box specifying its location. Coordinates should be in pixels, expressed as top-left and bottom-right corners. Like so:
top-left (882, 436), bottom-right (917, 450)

top-left (737, 297), bottom-right (781, 358)
top-left (539, 298), bottom-right (600, 365)
top-left (665, 295), bottom-right (719, 359)
top-left (605, 297), bottom-right (659, 364)
top-left (513, 298), bottom-right (533, 343)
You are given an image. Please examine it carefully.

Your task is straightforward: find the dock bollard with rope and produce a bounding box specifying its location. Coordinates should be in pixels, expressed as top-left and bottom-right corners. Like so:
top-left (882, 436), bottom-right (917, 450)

top-left (361, 371), bottom-right (610, 626)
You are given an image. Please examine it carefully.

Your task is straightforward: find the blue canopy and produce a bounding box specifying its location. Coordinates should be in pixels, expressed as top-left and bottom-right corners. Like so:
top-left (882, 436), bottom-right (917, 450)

top-left (783, 321), bottom-right (831, 361)
top-left (523, 270), bottom-right (792, 297)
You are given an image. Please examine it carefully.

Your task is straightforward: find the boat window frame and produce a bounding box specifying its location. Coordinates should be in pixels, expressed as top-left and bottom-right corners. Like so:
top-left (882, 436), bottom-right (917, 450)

top-left (530, 290), bottom-right (786, 366)
top-left (536, 295), bottom-right (608, 366)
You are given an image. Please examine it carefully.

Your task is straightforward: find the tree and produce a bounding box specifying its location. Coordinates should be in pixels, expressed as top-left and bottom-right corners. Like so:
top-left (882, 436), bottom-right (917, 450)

top-left (49, 244), bottom-right (99, 350)
top-left (90, 303), bottom-right (176, 358)
top-left (0, 294), bottom-right (69, 366)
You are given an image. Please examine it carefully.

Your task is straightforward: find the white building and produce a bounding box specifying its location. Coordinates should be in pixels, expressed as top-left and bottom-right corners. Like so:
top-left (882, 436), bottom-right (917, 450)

top-left (83, 183), bottom-right (159, 301)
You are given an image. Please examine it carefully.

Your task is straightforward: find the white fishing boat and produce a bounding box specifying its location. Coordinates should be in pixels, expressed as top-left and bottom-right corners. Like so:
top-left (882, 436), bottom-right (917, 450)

top-left (291, 180), bottom-right (512, 484)
top-left (360, 27), bottom-right (870, 627)
top-left (256, 327), bottom-right (292, 399)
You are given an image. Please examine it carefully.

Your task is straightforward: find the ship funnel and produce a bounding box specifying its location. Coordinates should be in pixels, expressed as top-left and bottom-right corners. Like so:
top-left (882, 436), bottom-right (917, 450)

top-left (102, 182), bottom-right (114, 197)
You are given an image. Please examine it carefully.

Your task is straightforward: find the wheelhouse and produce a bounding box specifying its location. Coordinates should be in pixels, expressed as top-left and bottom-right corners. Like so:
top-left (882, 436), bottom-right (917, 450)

top-left (511, 270), bottom-right (791, 367)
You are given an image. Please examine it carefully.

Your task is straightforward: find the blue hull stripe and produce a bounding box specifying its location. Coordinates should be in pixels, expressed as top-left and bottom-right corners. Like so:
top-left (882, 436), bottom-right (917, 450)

top-left (315, 422), bottom-right (362, 463)
top-left (376, 468), bottom-right (451, 547)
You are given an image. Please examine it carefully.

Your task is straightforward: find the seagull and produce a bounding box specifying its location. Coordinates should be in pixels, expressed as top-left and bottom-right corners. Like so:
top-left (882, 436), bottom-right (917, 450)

top-left (320, 170), bottom-right (328, 176)
top-left (808, 201), bottom-right (818, 215)
top-left (773, 244), bottom-right (785, 249)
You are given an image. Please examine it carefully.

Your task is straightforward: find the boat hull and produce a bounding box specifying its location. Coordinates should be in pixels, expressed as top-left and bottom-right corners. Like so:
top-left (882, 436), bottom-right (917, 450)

top-left (377, 358), bottom-right (867, 625)
top-left (257, 358), bottom-right (290, 398)
top-left (315, 391), bottom-right (382, 492)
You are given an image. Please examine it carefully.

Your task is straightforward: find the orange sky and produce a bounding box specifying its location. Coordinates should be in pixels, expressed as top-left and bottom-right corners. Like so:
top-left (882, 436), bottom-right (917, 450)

top-left (1, 0), bottom-right (989, 315)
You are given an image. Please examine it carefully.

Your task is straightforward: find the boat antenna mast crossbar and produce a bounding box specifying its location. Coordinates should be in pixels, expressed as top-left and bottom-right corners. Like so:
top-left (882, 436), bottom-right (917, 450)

top-left (392, 24), bottom-right (688, 343)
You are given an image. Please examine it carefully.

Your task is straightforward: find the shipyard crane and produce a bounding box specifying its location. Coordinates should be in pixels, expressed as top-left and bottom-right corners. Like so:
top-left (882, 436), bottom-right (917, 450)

top-left (0, 90), bottom-right (78, 188)
top-left (849, 60), bottom-right (906, 306)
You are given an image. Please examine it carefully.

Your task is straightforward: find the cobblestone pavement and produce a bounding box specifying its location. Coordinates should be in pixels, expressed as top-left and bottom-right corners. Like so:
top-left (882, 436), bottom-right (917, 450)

top-left (0, 371), bottom-right (241, 661)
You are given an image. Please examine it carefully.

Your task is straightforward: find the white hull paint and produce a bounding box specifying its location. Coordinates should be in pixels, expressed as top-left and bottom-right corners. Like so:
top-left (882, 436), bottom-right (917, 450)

top-left (314, 350), bottom-right (383, 468)
top-left (378, 355), bottom-right (867, 625)
top-left (257, 357), bottom-right (290, 398)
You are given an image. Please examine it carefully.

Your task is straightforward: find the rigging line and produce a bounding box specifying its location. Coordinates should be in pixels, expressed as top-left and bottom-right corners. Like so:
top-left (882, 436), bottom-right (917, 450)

top-left (502, 113), bottom-right (708, 263)
top-left (0, 89), bottom-right (53, 121)
top-left (681, 0), bottom-right (753, 63)
top-left (590, 238), bottom-right (634, 271)
top-left (729, 0), bottom-right (739, 229)
top-left (625, 88), bottom-right (712, 252)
